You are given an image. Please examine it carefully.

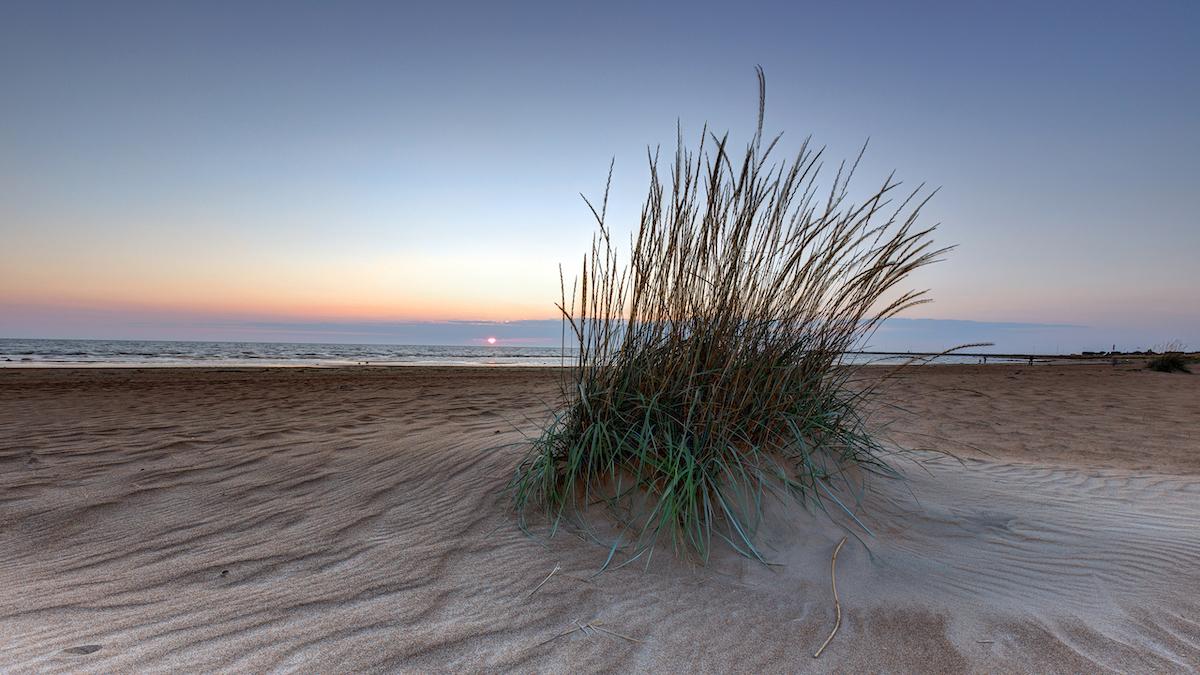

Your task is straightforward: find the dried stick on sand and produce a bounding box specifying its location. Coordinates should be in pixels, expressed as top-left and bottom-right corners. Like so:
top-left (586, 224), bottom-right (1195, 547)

top-left (527, 563), bottom-right (561, 598)
top-left (813, 537), bottom-right (848, 659)
top-left (536, 618), bottom-right (645, 649)
top-left (587, 620), bottom-right (645, 644)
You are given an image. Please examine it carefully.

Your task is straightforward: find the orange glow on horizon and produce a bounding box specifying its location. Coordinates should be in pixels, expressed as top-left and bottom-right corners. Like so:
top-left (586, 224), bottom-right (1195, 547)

top-left (0, 293), bottom-right (562, 325)
top-left (0, 246), bottom-right (566, 324)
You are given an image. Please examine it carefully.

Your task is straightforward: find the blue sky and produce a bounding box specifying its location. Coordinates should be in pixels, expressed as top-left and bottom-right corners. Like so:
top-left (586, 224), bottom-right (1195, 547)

top-left (1, 0), bottom-right (1197, 351)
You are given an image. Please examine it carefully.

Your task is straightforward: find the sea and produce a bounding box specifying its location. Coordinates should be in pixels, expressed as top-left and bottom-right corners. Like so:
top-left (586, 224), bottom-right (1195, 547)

top-left (0, 338), bottom-right (568, 367)
top-left (0, 338), bottom-right (1038, 368)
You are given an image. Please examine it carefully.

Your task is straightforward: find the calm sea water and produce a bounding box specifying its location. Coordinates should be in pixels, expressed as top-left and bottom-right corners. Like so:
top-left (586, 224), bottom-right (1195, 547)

top-left (0, 339), bottom-right (569, 367)
top-left (0, 338), bottom-right (1035, 368)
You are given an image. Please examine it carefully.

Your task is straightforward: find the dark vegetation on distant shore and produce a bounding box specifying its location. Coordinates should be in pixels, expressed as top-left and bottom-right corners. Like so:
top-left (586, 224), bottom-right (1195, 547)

top-left (509, 70), bottom-right (956, 562)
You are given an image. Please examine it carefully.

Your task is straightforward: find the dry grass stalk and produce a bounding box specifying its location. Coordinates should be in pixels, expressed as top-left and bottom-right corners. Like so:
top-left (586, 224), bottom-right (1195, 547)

top-left (527, 563), bottom-right (562, 598)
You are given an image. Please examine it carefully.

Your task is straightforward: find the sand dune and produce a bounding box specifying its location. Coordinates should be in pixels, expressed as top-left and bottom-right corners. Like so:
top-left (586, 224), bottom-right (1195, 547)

top-left (1, 366), bottom-right (1197, 672)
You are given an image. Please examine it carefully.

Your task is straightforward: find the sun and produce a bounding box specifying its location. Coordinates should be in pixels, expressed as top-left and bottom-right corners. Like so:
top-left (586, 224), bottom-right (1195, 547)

top-left (486, 337), bottom-right (497, 345)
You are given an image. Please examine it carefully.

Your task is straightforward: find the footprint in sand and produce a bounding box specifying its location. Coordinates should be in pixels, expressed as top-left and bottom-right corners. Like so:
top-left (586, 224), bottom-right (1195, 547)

top-left (63, 645), bottom-right (101, 655)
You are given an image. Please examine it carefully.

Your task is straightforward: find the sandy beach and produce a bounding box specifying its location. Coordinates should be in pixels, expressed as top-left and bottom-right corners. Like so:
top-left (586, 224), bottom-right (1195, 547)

top-left (1, 364), bottom-right (1197, 673)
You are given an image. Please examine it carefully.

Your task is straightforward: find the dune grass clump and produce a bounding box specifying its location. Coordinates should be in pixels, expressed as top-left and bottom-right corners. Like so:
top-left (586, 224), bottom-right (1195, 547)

top-left (1147, 343), bottom-right (1191, 373)
top-left (511, 72), bottom-right (952, 562)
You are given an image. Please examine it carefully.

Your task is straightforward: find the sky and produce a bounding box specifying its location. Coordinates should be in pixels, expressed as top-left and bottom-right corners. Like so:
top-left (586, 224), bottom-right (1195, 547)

top-left (1, 0), bottom-right (1197, 352)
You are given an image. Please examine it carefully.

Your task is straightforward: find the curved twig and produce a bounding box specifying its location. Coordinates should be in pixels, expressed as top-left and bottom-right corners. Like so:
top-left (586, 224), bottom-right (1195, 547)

top-left (812, 537), bottom-right (848, 658)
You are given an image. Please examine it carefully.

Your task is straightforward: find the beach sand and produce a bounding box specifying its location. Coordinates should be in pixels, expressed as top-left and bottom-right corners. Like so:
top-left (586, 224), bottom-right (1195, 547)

top-left (1, 365), bottom-right (1197, 672)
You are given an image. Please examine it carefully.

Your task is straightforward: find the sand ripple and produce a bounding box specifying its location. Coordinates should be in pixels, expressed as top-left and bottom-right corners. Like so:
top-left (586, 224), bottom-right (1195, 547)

top-left (0, 366), bottom-right (1197, 673)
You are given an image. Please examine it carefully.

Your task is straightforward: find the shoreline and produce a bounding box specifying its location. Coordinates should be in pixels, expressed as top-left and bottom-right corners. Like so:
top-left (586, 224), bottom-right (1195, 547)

top-left (7, 337), bottom-right (1183, 370)
top-left (0, 357), bottom-right (1139, 369)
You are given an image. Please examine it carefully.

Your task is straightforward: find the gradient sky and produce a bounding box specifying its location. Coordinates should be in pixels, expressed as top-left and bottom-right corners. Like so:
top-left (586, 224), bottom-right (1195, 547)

top-left (2, 1), bottom-right (1197, 350)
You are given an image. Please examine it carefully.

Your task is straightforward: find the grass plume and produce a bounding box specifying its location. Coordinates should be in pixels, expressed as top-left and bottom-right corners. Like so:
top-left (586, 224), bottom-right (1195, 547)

top-left (511, 69), bottom-right (953, 562)
top-left (1147, 342), bottom-right (1191, 373)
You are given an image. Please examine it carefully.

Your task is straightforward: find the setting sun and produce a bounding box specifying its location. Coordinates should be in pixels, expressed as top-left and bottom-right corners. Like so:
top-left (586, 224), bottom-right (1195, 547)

top-left (486, 337), bottom-right (497, 345)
